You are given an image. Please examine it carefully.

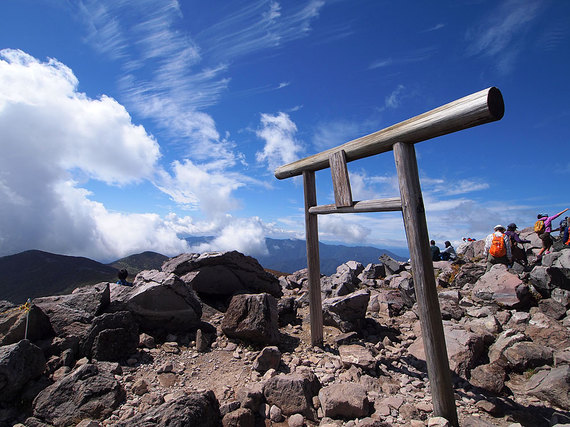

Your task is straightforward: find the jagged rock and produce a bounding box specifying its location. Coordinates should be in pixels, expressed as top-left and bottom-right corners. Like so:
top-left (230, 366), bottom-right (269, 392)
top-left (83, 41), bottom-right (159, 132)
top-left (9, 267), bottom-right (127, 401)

top-left (456, 239), bottom-right (485, 260)
top-left (318, 383), bottom-right (369, 418)
top-left (529, 266), bottom-right (558, 297)
top-left (81, 311), bottom-right (139, 361)
top-left (221, 293), bottom-right (279, 345)
top-left (115, 390), bottom-right (221, 426)
top-left (472, 265), bottom-right (531, 308)
top-left (253, 346), bottom-right (281, 373)
top-left (110, 270), bottom-right (202, 332)
top-left (338, 344), bottom-right (376, 371)
top-left (379, 254), bottom-right (404, 275)
top-left (283, 269), bottom-right (309, 290)
top-left (551, 288), bottom-right (570, 308)
top-left (322, 289), bottom-right (370, 333)
top-left (358, 263), bottom-right (385, 281)
top-left (0, 302), bottom-right (54, 345)
top-left (371, 289), bottom-right (407, 317)
top-left (526, 365), bottom-right (570, 410)
top-left (33, 283), bottom-right (110, 336)
top-left (0, 339), bottom-right (46, 402)
top-left (263, 369), bottom-right (321, 419)
top-left (469, 362), bottom-right (506, 394)
top-left (488, 329), bottom-right (527, 364)
top-left (222, 407), bottom-right (255, 427)
top-left (162, 251), bottom-right (282, 298)
top-left (237, 382), bottom-right (264, 411)
top-left (452, 263), bottom-right (485, 289)
top-left (438, 290), bottom-right (465, 320)
top-left (538, 298), bottom-right (567, 320)
top-left (525, 312), bottom-right (570, 350)
top-left (277, 296), bottom-right (297, 326)
top-left (409, 321), bottom-right (486, 377)
top-left (32, 363), bottom-right (125, 425)
top-left (503, 341), bottom-right (554, 372)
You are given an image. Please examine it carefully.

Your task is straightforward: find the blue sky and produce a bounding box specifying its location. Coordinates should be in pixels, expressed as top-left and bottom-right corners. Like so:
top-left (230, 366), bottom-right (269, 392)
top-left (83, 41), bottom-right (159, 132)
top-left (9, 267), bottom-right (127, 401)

top-left (1, 0), bottom-right (569, 262)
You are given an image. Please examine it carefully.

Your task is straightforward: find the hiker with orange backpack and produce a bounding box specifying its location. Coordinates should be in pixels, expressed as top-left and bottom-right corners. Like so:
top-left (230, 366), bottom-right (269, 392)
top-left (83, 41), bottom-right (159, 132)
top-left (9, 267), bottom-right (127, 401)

top-left (483, 225), bottom-right (512, 272)
top-left (535, 208), bottom-right (569, 261)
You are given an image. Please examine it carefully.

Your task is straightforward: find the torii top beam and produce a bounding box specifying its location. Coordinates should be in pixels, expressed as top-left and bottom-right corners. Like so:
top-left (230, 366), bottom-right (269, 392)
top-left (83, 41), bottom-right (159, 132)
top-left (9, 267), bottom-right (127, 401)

top-left (274, 87), bottom-right (504, 180)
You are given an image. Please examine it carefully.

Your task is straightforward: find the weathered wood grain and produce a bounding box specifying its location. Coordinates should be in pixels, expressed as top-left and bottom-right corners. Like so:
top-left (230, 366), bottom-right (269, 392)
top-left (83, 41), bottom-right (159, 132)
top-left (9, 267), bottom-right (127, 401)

top-left (303, 170), bottom-right (323, 347)
top-left (329, 150), bottom-right (353, 208)
top-left (275, 87), bottom-right (504, 179)
top-left (308, 197), bottom-right (402, 214)
top-left (394, 142), bottom-right (458, 426)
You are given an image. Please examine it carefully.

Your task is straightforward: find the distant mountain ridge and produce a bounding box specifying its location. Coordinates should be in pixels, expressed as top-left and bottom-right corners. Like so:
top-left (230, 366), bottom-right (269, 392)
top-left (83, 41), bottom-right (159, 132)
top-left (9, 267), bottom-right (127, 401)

top-left (0, 250), bottom-right (118, 304)
top-left (185, 237), bottom-right (407, 275)
top-left (0, 239), bottom-right (407, 303)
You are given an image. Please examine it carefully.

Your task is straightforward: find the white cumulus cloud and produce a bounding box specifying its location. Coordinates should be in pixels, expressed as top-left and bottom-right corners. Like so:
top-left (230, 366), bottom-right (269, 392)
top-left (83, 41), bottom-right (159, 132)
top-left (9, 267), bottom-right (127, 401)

top-left (256, 112), bottom-right (304, 172)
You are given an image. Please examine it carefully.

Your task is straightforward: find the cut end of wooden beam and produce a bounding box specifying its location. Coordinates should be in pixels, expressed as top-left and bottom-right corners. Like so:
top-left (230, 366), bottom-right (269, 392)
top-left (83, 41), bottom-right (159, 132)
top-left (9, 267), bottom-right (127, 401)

top-left (488, 87), bottom-right (504, 120)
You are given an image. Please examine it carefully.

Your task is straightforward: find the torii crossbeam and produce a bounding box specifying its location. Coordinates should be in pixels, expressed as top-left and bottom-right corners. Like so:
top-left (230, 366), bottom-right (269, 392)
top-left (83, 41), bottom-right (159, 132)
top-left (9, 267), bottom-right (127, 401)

top-left (274, 87), bottom-right (505, 426)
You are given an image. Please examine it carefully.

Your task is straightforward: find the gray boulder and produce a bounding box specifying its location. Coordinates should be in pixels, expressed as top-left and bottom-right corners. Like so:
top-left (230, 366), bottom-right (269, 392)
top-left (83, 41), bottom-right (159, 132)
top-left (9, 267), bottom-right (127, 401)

top-left (469, 362), bottom-right (506, 394)
top-left (379, 254), bottom-right (404, 275)
top-left (526, 365), bottom-right (570, 410)
top-left (438, 290), bottom-right (465, 321)
top-left (221, 293), bottom-right (279, 345)
top-left (318, 383), bottom-right (370, 419)
top-left (0, 339), bottom-right (46, 402)
top-left (456, 239), bottom-right (485, 260)
top-left (369, 289), bottom-right (407, 317)
top-left (263, 369), bottom-right (321, 419)
top-left (472, 266), bottom-right (530, 308)
top-left (116, 390), bottom-right (221, 427)
top-left (338, 344), bottom-right (376, 371)
top-left (358, 263), bottom-right (385, 281)
top-left (222, 407), bottom-right (255, 427)
top-left (33, 283), bottom-right (110, 336)
top-left (111, 270), bottom-right (202, 332)
top-left (409, 321), bottom-right (486, 377)
top-left (503, 341), bottom-right (554, 372)
top-left (488, 329), bottom-right (527, 364)
top-left (322, 289), bottom-right (370, 333)
top-left (277, 296), bottom-right (297, 326)
top-left (253, 346), bottom-right (281, 373)
top-left (162, 251), bottom-right (281, 298)
top-left (32, 363), bottom-right (125, 425)
top-left (525, 312), bottom-right (570, 350)
top-left (82, 311), bottom-right (139, 361)
top-left (452, 263), bottom-right (486, 289)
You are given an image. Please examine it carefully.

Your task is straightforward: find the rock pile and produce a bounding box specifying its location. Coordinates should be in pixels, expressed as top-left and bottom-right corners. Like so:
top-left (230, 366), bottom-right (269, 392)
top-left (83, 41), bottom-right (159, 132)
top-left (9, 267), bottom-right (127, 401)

top-left (1, 234), bottom-right (570, 426)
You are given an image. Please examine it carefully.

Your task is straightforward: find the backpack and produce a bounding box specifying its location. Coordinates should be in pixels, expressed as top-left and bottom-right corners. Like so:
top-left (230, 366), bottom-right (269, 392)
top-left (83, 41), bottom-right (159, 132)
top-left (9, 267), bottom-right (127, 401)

top-left (534, 220), bottom-right (545, 234)
top-left (560, 218), bottom-right (567, 230)
top-left (489, 233), bottom-right (507, 257)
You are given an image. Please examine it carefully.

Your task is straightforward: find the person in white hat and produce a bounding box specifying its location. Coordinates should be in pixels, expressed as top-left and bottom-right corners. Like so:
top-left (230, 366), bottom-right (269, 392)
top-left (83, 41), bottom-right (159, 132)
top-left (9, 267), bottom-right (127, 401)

top-left (483, 224), bottom-right (512, 272)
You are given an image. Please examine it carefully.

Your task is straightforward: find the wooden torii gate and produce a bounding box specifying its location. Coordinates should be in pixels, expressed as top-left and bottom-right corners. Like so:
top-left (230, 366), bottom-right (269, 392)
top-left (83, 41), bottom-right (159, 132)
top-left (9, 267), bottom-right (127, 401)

top-left (274, 87), bottom-right (504, 426)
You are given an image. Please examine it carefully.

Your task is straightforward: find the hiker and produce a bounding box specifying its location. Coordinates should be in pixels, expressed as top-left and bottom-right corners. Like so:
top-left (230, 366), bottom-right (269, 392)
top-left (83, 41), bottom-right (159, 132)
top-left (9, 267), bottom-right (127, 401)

top-left (430, 240), bottom-right (441, 261)
top-left (483, 225), bottom-right (512, 272)
top-left (535, 208), bottom-right (569, 260)
top-left (440, 241), bottom-right (457, 261)
top-left (560, 216), bottom-right (569, 244)
top-left (116, 269), bottom-right (131, 286)
top-left (505, 223), bottom-right (530, 267)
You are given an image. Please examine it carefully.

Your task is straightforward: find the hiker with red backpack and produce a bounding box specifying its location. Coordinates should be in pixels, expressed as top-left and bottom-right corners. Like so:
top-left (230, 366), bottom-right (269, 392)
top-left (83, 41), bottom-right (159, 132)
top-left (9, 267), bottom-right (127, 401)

top-left (483, 225), bottom-right (512, 272)
top-left (535, 208), bottom-right (569, 260)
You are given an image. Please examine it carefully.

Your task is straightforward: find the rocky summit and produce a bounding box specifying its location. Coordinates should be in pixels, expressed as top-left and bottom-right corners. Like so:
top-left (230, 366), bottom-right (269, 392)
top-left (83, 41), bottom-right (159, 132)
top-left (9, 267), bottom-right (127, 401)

top-left (1, 234), bottom-right (570, 427)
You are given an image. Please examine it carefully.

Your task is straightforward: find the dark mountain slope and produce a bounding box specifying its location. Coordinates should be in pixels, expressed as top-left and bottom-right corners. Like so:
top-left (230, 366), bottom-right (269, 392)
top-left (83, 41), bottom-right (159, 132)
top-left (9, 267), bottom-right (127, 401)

top-left (0, 250), bottom-right (118, 304)
top-left (108, 251), bottom-right (169, 276)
